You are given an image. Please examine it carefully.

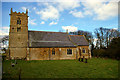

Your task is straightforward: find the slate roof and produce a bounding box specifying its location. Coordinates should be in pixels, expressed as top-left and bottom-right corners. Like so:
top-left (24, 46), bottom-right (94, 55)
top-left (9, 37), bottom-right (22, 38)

top-left (28, 31), bottom-right (89, 48)
top-left (28, 31), bottom-right (76, 48)
top-left (70, 35), bottom-right (89, 46)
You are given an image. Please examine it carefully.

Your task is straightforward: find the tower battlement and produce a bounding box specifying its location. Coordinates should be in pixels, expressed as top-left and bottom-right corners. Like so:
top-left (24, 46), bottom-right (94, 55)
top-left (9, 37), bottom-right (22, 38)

top-left (10, 8), bottom-right (28, 16)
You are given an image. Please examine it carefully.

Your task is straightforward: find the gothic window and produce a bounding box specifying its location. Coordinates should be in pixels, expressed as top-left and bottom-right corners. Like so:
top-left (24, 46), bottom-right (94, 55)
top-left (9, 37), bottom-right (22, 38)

top-left (82, 48), bottom-right (86, 53)
top-left (17, 27), bottom-right (21, 32)
top-left (17, 18), bottom-right (21, 24)
top-left (52, 48), bottom-right (55, 55)
top-left (67, 49), bottom-right (72, 55)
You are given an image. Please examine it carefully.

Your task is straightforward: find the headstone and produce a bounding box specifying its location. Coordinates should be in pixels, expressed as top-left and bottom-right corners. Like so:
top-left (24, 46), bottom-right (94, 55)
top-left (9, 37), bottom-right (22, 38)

top-left (85, 59), bottom-right (87, 63)
top-left (11, 63), bottom-right (15, 67)
top-left (81, 58), bottom-right (83, 62)
top-left (78, 58), bottom-right (80, 61)
top-left (15, 60), bottom-right (17, 64)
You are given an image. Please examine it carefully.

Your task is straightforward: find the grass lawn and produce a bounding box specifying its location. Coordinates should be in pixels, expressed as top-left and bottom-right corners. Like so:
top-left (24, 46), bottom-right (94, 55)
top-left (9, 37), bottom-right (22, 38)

top-left (2, 58), bottom-right (118, 78)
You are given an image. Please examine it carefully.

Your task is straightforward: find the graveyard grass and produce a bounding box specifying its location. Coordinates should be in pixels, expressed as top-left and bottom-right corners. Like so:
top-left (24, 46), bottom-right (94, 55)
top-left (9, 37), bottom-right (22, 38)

top-left (2, 58), bottom-right (118, 78)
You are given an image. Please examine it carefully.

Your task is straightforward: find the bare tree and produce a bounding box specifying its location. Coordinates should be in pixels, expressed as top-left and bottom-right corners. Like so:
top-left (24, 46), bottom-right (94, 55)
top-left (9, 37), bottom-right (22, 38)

top-left (94, 27), bottom-right (119, 49)
top-left (0, 35), bottom-right (9, 51)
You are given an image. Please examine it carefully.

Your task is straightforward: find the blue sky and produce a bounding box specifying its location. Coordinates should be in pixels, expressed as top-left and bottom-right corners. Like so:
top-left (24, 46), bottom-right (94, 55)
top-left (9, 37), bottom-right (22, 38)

top-left (1, 1), bottom-right (118, 37)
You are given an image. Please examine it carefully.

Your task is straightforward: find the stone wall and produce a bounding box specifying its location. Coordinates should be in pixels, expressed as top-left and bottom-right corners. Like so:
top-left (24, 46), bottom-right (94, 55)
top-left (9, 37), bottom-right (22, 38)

top-left (29, 48), bottom-right (77, 60)
top-left (9, 48), bottom-right (27, 59)
top-left (9, 33), bottom-right (28, 48)
top-left (77, 46), bottom-right (91, 59)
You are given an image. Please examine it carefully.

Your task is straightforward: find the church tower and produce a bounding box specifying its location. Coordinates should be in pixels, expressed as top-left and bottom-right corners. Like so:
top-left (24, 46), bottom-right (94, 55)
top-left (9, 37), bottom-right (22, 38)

top-left (9, 8), bottom-right (28, 59)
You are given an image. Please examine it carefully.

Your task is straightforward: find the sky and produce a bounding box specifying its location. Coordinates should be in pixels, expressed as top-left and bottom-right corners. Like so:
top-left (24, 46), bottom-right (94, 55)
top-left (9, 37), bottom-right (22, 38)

top-left (0, 0), bottom-right (119, 38)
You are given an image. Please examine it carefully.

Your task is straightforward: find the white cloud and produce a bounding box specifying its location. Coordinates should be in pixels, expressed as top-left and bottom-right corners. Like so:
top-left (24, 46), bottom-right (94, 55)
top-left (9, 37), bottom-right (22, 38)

top-left (93, 38), bottom-right (98, 46)
top-left (21, 7), bottom-right (30, 12)
top-left (21, 7), bottom-right (27, 11)
top-left (49, 21), bottom-right (58, 25)
top-left (28, 17), bottom-right (37, 25)
top-left (35, 0), bottom-right (117, 21)
top-left (0, 27), bottom-right (9, 36)
top-left (36, 5), bottom-right (59, 20)
top-left (40, 21), bottom-right (45, 24)
top-left (33, 7), bottom-right (36, 10)
top-left (95, 2), bottom-right (118, 20)
top-left (69, 10), bottom-right (84, 18)
top-left (35, 0), bottom-right (80, 21)
top-left (81, 1), bottom-right (118, 20)
top-left (84, 10), bottom-right (93, 16)
top-left (62, 25), bottom-right (78, 32)
top-left (112, 28), bottom-right (118, 30)
top-left (56, 0), bottom-right (80, 11)
top-left (94, 38), bottom-right (98, 42)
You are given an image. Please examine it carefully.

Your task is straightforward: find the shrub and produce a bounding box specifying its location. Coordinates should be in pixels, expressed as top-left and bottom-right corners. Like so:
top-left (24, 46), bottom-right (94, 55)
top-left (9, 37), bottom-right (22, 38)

top-left (93, 49), bottom-right (107, 58)
top-left (2, 53), bottom-right (6, 61)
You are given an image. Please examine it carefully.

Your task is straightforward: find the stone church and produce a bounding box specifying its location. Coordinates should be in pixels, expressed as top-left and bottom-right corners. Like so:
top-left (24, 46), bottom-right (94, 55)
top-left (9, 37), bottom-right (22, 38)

top-left (8, 8), bottom-right (91, 60)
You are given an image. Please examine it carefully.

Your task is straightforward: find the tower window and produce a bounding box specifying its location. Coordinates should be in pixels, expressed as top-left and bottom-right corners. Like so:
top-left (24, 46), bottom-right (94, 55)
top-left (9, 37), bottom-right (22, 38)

top-left (52, 48), bottom-right (55, 55)
top-left (67, 49), bottom-right (72, 55)
top-left (17, 27), bottom-right (21, 32)
top-left (17, 18), bottom-right (21, 24)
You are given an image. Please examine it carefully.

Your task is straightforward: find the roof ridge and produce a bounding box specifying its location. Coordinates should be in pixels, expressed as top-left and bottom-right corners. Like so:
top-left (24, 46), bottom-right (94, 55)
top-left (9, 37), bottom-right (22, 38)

top-left (28, 30), bottom-right (67, 34)
top-left (70, 35), bottom-right (84, 36)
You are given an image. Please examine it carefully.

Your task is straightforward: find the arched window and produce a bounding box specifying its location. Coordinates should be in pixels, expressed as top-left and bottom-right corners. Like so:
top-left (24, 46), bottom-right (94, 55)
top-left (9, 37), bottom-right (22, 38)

top-left (67, 49), bottom-right (72, 55)
top-left (17, 18), bottom-right (21, 24)
top-left (52, 48), bottom-right (55, 55)
top-left (82, 48), bottom-right (86, 53)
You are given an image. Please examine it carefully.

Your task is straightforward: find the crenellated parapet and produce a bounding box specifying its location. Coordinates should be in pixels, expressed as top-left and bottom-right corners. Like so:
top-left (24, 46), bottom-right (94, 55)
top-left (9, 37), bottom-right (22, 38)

top-left (10, 8), bottom-right (28, 16)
